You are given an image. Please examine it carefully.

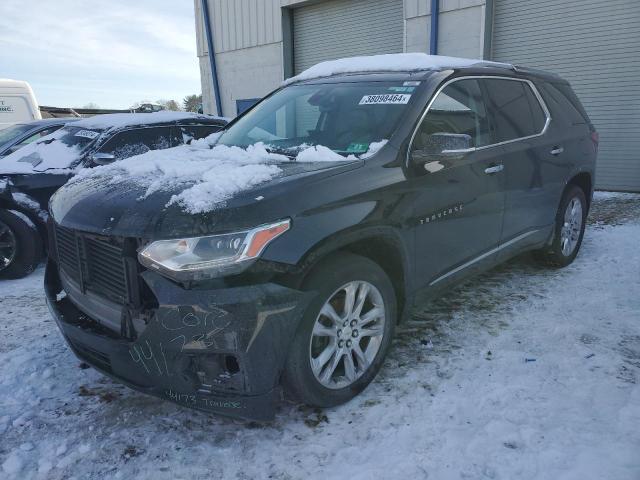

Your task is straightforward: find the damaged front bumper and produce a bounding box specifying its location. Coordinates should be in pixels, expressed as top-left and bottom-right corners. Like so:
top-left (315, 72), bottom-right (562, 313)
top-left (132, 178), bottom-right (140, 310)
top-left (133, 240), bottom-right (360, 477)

top-left (45, 261), bottom-right (312, 421)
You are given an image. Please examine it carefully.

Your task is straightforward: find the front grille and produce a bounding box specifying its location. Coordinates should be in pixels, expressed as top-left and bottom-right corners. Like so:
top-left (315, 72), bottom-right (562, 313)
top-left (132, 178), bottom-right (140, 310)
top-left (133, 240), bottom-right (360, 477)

top-left (55, 226), bottom-right (81, 278)
top-left (85, 237), bottom-right (128, 303)
top-left (55, 225), bottom-right (129, 305)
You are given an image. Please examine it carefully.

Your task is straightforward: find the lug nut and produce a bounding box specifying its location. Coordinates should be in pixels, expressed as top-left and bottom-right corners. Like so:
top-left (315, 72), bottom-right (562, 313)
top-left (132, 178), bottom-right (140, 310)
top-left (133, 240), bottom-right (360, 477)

top-left (352, 329), bottom-right (359, 337)
top-left (346, 340), bottom-right (352, 348)
top-left (338, 340), bottom-right (345, 348)
top-left (337, 329), bottom-right (342, 337)
top-left (343, 320), bottom-right (349, 327)
top-left (350, 320), bottom-right (357, 327)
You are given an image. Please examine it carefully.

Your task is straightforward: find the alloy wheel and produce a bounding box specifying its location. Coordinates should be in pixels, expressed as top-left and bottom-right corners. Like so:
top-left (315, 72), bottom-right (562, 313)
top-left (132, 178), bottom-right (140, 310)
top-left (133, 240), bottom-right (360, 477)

top-left (309, 281), bottom-right (386, 389)
top-left (560, 197), bottom-right (583, 256)
top-left (0, 220), bottom-right (17, 272)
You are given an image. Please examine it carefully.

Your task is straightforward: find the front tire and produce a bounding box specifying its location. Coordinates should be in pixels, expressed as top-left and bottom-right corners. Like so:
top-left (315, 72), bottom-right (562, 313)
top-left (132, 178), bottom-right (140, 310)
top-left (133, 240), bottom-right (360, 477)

top-left (0, 210), bottom-right (43, 279)
top-left (534, 185), bottom-right (587, 267)
top-left (283, 253), bottom-right (396, 407)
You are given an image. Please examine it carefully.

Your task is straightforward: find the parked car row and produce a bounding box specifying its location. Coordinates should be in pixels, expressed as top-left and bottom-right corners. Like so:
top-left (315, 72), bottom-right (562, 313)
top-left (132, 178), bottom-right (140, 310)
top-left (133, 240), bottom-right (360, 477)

top-left (4, 54), bottom-right (597, 421)
top-left (0, 112), bottom-right (227, 278)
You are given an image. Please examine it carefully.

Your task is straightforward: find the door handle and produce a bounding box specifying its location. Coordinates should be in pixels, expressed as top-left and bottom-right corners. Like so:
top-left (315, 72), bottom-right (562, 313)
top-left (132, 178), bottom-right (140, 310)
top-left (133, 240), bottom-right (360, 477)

top-left (484, 164), bottom-right (504, 174)
top-left (550, 146), bottom-right (564, 156)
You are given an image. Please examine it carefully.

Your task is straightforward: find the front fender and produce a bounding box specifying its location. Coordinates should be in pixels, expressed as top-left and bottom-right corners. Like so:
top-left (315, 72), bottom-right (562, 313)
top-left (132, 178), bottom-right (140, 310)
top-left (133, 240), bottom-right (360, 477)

top-left (262, 201), bottom-right (414, 311)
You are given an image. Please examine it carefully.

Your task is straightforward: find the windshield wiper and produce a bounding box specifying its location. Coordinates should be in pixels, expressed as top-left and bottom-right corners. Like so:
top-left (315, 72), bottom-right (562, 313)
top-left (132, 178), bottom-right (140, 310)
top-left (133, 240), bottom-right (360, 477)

top-left (264, 146), bottom-right (297, 159)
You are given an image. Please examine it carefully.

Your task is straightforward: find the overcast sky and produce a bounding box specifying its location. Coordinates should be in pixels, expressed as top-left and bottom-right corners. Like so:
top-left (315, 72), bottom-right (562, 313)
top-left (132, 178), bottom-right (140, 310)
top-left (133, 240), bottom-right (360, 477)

top-left (0, 0), bottom-right (202, 109)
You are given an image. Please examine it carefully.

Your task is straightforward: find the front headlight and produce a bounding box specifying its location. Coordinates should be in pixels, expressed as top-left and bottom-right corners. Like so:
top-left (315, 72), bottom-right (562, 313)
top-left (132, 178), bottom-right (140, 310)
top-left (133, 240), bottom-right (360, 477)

top-left (138, 219), bottom-right (290, 280)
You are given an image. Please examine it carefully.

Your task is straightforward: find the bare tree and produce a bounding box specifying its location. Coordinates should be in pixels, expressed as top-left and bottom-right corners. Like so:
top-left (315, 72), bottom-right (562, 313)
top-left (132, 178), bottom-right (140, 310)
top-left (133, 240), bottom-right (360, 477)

top-left (160, 99), bottom-right (181, 111)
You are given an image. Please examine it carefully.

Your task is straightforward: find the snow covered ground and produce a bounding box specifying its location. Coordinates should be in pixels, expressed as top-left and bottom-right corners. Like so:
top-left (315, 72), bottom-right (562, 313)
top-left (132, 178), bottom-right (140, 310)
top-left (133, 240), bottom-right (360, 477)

top-left (1, 192), bottom-right (639, 480)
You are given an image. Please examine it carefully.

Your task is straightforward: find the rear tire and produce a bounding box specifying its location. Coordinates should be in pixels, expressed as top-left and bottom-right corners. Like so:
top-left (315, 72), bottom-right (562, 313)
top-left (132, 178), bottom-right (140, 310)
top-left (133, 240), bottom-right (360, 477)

top-left (0, 210), bottom-right (43, 279)
top-left (534, 185), bottom-right (587, 267)
top-left (283, 252), bottom-right (396, 407)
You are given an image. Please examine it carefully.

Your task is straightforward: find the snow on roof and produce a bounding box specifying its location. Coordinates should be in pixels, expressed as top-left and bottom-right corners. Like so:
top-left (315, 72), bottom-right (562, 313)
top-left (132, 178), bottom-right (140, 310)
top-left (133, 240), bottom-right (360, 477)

top-left (72, 111), bottom-right (227, 130)
top-left (284, 53), bottom-right (512, 85)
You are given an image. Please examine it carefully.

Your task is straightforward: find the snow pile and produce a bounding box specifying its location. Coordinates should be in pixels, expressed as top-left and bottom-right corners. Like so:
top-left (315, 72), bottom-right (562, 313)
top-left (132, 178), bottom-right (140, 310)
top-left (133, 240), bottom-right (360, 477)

top-left (70, 142), bottom-right (284, 214)
top-left (361, 140), bottom-right (388, 159)
top-left (284, 53), bottom-right (512, 85)
top-left (296, 144), bottom-right (356, 163)
top-left (189, 130), bottom-right (223, 149)
top-left (0, 193), bottom-right (639, 480)
top-left (70, 140), bottom-right (361, 214)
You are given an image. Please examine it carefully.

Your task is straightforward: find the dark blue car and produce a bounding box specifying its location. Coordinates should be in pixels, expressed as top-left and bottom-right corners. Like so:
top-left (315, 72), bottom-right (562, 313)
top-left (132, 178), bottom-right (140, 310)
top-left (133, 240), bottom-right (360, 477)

top-left (0, 118), bottom-right (77, 158)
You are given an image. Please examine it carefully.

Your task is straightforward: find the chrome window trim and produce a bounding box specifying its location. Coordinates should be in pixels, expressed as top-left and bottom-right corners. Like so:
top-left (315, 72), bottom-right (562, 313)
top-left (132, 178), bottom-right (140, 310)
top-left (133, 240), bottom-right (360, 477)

top-left (406, 75), bottom-right (552, 165)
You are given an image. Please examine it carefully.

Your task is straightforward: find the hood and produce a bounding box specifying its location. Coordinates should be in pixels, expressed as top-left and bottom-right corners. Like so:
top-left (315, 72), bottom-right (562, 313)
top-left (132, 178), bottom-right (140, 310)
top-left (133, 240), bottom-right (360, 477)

top-left (50, 159), bottom-right (362, 238)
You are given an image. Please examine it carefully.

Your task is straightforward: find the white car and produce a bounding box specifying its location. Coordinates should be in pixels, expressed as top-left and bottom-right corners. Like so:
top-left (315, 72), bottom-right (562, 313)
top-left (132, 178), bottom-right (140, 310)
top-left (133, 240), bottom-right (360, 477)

top-left (0, 79), bottom-right (41, 130)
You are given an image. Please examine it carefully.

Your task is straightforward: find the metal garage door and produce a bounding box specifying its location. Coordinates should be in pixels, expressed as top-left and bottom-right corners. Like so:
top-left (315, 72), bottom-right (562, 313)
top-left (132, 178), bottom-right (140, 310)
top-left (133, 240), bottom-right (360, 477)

top-left (490, 0), bottom-right (640, 192)
top-left (293, 0), bottom-right (404, 75)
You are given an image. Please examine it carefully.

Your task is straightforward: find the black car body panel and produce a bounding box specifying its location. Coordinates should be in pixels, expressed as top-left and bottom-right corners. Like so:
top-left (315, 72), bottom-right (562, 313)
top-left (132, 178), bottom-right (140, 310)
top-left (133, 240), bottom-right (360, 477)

top-left (46, 62), bottom-right (597, 420)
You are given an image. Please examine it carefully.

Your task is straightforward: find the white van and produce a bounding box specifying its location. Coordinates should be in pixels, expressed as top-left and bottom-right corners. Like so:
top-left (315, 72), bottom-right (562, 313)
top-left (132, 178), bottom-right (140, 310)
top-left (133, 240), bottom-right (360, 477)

top-left (0, 79), bottom-right (41, 130)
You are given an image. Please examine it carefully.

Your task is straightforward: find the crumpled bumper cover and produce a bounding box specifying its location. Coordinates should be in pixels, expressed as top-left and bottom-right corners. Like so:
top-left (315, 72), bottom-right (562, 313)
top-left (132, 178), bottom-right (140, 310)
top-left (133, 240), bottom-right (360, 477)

top-left (45, 261), bottom-right (312, 421)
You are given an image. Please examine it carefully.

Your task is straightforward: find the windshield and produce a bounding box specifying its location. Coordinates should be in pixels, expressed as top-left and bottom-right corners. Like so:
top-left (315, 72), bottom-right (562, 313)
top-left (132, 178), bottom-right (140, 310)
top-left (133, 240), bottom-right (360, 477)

top-left (218, 81), bottom-right (418, 156)
top-left (0, 124), bottom-right (32, 146)
top-left (53, 125), bottom-right (103, 153)
top-left (0, 125), bottom-right (104, 174)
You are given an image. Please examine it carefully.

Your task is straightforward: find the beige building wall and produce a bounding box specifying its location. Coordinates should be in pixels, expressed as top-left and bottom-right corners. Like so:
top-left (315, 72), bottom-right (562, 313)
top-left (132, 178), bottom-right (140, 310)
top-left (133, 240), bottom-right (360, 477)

top-left (196, 0), bottom-right (486, 117)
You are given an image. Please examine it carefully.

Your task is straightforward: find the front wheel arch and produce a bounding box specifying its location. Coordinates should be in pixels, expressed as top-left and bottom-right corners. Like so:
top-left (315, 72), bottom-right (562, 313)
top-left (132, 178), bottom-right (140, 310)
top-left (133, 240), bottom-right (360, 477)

top-left (277, 226), bottom-right (411, 323)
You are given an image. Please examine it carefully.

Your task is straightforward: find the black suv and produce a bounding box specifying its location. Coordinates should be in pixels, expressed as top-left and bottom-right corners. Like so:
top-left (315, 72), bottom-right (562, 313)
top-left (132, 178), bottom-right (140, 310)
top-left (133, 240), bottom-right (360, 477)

top-left (45, 56), bottom-right (597, 421)
top-left (0, 112), bottom-right (226, 278)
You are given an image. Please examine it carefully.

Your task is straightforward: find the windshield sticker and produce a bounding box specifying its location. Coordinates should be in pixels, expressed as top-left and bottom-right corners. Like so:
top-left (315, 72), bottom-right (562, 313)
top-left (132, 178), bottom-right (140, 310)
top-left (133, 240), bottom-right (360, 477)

top-left (388, 86), bottom-right (415, 93)
top-left (346, 142), bottom-right (370, 153)
top-left (74, 129), bottom-right (100, 139)
top-left (403, 81), bottom-right (421, 87)
top-left (359, 94), bottom-right (412, 105)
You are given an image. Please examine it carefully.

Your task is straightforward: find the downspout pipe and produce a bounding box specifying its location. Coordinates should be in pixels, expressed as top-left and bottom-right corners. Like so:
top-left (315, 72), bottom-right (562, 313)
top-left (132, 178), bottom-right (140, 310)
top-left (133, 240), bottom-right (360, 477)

top-left (201, 0), bottom-right (223, 117)
top-left (430, 0), bottom-right (439, 55)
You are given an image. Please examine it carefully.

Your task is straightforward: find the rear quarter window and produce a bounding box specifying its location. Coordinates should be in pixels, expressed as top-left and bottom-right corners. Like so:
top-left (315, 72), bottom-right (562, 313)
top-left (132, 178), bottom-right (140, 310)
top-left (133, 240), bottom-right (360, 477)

top-left (482, 78), bottom-right (547, 142)
top-left (538, 82), bottom-right (590, 127)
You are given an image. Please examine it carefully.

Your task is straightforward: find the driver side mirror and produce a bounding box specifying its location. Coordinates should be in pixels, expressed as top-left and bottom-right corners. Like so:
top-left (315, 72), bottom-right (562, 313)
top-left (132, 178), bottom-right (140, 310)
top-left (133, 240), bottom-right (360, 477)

top-left (411, 133), bottom-right (474, 166)
top-left (90, 152), bottom-right (116, 166)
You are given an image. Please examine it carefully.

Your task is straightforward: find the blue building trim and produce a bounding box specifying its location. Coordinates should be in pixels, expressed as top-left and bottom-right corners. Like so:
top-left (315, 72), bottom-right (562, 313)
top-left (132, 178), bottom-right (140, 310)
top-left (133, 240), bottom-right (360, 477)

top-left (201, 0), bottom-right (223, 117)
top-left (236, 98), bottom-right (261, 116)
top-left (430, 0), bottom-right (439, 55)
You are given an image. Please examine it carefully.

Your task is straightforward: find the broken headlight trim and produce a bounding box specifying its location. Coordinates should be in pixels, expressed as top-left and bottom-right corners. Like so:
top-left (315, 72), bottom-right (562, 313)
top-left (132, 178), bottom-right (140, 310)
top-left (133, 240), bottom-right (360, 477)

top-left (138, 219), bottom-right (290, 281)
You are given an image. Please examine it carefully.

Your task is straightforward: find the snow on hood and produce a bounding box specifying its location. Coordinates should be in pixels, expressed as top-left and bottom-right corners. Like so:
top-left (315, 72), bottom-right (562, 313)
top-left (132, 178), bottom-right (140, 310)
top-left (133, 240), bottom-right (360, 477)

top-left (68, 136), bottom-right (383, 214)
top-left (284, 53), bottom-right (512, 85)
top-left (71, 111), bottom-right (227, 130)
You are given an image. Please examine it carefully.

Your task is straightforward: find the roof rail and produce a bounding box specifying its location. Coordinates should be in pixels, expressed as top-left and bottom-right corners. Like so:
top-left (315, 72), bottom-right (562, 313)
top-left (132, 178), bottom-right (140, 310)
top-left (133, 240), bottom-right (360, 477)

top-left (469, 60), bottom-right (515, 71)
top-left (512, 64), bottom-right (563, 78)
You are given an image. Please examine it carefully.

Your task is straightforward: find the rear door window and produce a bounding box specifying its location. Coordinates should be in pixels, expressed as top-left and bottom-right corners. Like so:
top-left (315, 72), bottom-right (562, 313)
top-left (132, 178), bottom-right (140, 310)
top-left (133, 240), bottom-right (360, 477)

top-left (99, 127), bottom-right (172, 160)
top-left (482, 79), bottom-right (547, 142)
